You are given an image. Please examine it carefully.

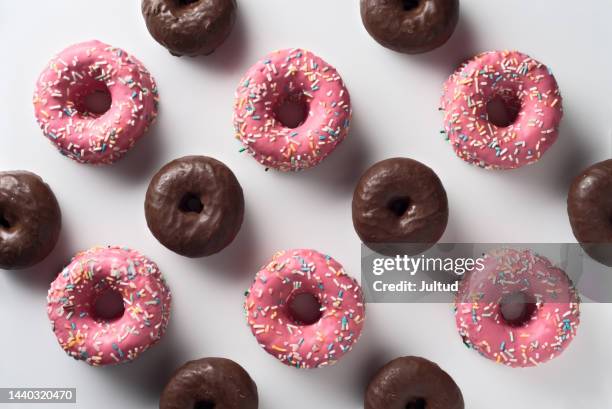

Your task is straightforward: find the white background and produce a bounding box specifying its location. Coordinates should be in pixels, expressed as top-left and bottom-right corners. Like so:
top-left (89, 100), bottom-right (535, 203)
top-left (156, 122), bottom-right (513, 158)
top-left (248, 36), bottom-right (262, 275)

top-left (1, 1), bottom-right (611, 408)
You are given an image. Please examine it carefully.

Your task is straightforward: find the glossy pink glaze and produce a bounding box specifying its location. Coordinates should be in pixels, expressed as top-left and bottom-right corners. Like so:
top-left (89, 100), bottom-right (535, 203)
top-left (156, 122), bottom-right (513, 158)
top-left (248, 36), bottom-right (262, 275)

top-left (441, 51), bottom-right (563, 169)
top-left (233, 49), bottom-right (351, 171)
top-left (455, 248), bottom-right (580, 367)
top-left (33, 40), bottom-right (158, 164)
top-left (47, 246), bottom-right (171, 366)
top-left (244, 249), bottom-right (365, 368)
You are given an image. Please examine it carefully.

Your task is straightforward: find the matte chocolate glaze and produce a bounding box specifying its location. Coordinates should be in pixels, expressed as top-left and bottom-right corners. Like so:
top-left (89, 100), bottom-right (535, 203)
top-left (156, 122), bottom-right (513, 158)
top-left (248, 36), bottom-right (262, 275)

top-left (142, 0), bottom-right (237, 57)
top-left (0, 171), bottom-right (61, 270)
top-left (365, 356), bottom-right (464, 409)
top-left (352, 158), bottom-right (448, 254)
top-left (568, 159), bottom-right (612, 266)
top-left (145, 156), bottom-right (244, 257)
top-left (160, 357), bottom-right (258, 409)
top-left (360, 0), bottom-right (459, 54)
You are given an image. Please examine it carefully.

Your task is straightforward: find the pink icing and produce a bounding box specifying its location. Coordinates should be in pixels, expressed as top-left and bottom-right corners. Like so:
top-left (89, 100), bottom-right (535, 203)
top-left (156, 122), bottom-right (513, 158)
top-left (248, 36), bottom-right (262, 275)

top-left (33, 40), bottom-right (158, 165)
top-left (455, 248), bottom-right (580, 367)
top-left (233, 49), bottom-right (351, 171)
top-left (244, 249), bottom-right (365, 368)
top-left (47, 246), bottom-right (171, 366)
top-left (441, 51), bottom-right (563, 170)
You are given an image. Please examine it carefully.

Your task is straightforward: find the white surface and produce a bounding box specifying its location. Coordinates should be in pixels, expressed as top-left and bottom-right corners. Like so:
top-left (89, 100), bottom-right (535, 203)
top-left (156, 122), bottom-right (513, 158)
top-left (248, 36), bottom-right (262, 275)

top-left (1, 1), bottom-right (611, 408)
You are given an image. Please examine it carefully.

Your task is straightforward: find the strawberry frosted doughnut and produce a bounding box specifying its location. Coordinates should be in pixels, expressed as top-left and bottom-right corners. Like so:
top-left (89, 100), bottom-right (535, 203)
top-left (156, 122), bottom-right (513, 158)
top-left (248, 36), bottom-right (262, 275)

top-left (455, 249), bottom-right (580, 367)
top-left (33, 40), bottom-right (159, 164)
top-left (244, 249), bottom-right (365, 368)
top-left (233, 49), bottom-right (351, 171)
top-left (47, 246), bottom-right (171, 366)
top-left (441, 51), bottom-right (563, 169)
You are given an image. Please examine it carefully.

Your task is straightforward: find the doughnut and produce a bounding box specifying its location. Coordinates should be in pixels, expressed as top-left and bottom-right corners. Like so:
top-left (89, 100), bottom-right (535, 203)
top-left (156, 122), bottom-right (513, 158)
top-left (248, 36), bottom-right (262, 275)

top-left (244, 249), bottom-right (365, 368)
top-left (568, 159), bottom-right (612, 266)
top-left (365, 356), bottom-right (464, 409)
top-left (47, 246), bottom-right (171, 366)
top-left (455, 248), bottom-right (580, 367)
top-left (33, 40), bottom-right (159, 164)
top-left (142, 0), bottom-right (237, 57)
top-left (360, 0), bottom-right (459, 54)
top-left (145, 156), bottom-right (244, 257)
top-left (0, 171), bottom-right (61, 270)
top-left (440, 50), bottom-right (563, 170)
top-left (233, 48), bottom-right (351, 171)
top-left (160, 357), bottom-right (258, 409)
top-left (352, 158), bottom-right (448, 255)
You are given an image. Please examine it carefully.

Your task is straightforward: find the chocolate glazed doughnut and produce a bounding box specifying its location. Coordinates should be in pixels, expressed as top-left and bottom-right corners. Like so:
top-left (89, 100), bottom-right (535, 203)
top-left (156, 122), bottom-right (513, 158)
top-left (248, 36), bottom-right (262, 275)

top-left (365, 356), bottom-right (464, 409)
top-left (352, 158), bottom-right (448, 255)
top-left (142, 0), bottom-right (237, 57)
top-left (0, 171), bottom-right (61, 270)
top-left (568, 159), bottom-right (612, 266)
top-left (160, 357), bottom-right (258, 409)
top-left (360, 0), bottom-right (459, 54)
top-left (145, 156), bottom-right (244, 257)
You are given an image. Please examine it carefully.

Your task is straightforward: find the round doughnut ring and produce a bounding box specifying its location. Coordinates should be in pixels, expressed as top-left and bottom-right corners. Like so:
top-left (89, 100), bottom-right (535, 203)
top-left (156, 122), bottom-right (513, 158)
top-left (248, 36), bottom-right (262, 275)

top-left (441, 50), bottom-right (563, 169)
top-left (33, 40), bottom-right (159, 164)
top-left (567, 159), bottom-right (612, 266)
top-left (160, 357), bottom-right (258, 409)
top-left (0, 171), bottom-right (62, 270)
top-left (233, 48), bottom-right (351, 171)
top-left (244, 249), bottom-right (365, 368)
top-left (455, 248), bottom-right (580, 367)
top-left (47, 246), bottom-right (171, 366)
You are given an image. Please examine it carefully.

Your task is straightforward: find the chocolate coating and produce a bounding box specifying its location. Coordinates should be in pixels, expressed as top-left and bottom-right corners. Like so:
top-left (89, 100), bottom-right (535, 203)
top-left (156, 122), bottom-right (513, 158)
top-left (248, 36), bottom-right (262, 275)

top-left (142, 0), bottom-right (237, 57)
top-left (360, 0), bottom-right (459, 54)
top-left (0, 171), bottom-right (61, 270)
top-left (365, 356), bottom-right (464, 409)
top-left (160, 357), bottom-right (258, 409)
top-left (568, 159), bottom-right (612, 266)
top-left (352, 158), bottom-right (448, 254)
top-left (145, 156), bottom-right (244, 257)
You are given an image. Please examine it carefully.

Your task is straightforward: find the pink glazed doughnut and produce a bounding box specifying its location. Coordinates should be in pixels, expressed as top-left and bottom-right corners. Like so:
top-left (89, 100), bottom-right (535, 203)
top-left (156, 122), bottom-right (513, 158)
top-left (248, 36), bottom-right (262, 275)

top-left (440, 51), bottom-right (563, 169)
top-left (47, 246), bottom-right (171, 366)
top-left (33, 40), bottom-right (159, 164)
top-left (244, 249), bottom-right (365, 368)
top-left (455, 248), bottom-right (580, 367)
top-left (233, 49), bottom-right (351, 171)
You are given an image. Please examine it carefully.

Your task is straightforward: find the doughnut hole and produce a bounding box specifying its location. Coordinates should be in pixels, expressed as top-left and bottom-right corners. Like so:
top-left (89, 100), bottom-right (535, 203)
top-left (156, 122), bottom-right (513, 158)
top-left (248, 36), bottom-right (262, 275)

top-left (387, 196), bottom-right (412, 218)
top-left (401, 0), bottom-right (420, 11)
top-left (288, 292), bottom-right (322, 325)
top-left (179, 193), bottom-right (204, 214)
top-left (499, 291), bottom-right (537, 327)
top-left (275, 92), bottom-right (309, 129)
top-left (92, 288), bottom-right (125, 321)
top-left (405, 398), bottom-right (427, 409)
top-left (177, 0), bottom-right (199, 5)
top-left (0, 212), bottom-right (11, 229)
top-left (486, 93), bottom-right (521, 128)
top-left (75, 81), bottom-right (112, 117)
top-left (193, 401), bottom-right (215, 409)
